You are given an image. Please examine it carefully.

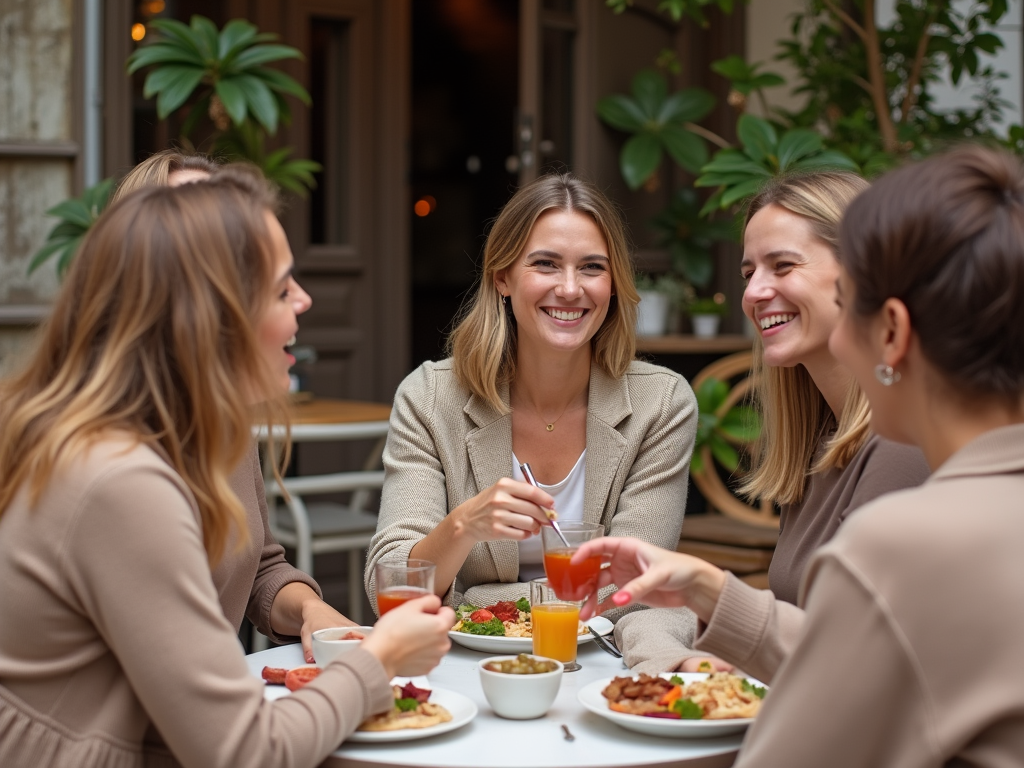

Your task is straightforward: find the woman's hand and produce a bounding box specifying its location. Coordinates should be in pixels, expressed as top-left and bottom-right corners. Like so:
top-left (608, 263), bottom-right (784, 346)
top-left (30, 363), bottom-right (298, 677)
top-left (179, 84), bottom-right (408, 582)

top-left (361, 595), bottom-right (456, 679)
top-left (450, 477), bottom-right (555, 544)
top-left (679, 656), bottom-right (735, 673)
top-left (299, 599), bottom-right (358, 663)
top-left (572, 536), bottom-right (727, 624)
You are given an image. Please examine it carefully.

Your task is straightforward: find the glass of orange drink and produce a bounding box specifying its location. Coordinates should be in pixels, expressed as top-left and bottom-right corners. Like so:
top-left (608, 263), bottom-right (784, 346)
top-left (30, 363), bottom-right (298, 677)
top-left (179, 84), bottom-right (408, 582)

top-left (374, 559), bottom-right (436, 616)
top-left (530, 577), bottom-right (584, 672)
top-left (541, 522), bottom-right (605, 601)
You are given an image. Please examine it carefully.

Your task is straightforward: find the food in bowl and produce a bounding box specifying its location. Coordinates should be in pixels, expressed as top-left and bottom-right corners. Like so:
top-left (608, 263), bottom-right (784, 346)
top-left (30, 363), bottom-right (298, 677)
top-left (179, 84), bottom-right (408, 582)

top-left (311, 625), bottom-right (374, 666)
top-left (601, 672), bottom-right (765, 720)
top-left (358, 682), bottom-right (452, 731)
top-left (452, 599), bottom-right (588, 638)
top-left (482, 653), bottom-right (559, 675)
top-left (478, 654), bottom-right (563, 720)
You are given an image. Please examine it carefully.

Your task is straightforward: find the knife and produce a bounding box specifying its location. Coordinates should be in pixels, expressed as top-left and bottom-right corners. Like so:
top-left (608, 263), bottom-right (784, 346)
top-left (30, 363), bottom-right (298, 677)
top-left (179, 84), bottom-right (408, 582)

top-left (588, 625), bottom-right (623, 658)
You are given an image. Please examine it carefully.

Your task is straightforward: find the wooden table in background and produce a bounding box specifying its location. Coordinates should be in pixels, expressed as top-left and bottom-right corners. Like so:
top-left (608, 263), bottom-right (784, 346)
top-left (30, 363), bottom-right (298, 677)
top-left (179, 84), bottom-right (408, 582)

top-left (636, 334), bottom-right (753, 355)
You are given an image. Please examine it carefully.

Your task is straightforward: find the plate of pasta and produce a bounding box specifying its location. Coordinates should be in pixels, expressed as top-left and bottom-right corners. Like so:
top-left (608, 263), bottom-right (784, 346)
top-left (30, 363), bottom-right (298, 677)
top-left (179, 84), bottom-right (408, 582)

top-left (448, 599), bottom-right (612, 653)
top-left (577, 672), bottom-right (767, 738)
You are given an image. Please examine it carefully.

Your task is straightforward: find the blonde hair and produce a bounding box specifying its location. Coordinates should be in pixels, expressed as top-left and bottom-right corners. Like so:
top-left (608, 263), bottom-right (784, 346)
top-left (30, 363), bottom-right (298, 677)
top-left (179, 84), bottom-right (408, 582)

top-left (739, 171), bottom-right (872, 505)
top-left (0, 170), bottom-right (287, 566)
top-left (112, 149), bottom-right (220, 204)
top-left (448, 173), bottom-right (639, 412)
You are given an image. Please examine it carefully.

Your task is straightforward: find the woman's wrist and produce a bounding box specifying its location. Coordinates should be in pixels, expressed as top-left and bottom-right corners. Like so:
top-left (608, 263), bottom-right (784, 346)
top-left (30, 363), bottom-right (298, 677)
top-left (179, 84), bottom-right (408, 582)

top-left (686, 561), bottom-right (727, 624)
top-left (361, 632), bottom-right (398, 679)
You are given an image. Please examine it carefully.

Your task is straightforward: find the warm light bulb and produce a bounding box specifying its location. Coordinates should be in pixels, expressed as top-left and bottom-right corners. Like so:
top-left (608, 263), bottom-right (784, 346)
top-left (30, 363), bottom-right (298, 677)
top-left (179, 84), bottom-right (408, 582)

top-left (131, 23), bottom-right (146, 41)
top-left (414, 199), bottom-right (431, 217)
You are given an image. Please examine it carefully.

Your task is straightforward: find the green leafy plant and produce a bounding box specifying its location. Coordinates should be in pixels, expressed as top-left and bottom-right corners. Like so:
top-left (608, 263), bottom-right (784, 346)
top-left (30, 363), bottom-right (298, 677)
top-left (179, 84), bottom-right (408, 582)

top-left (651, 189), bottom-right (736, 288)
top-left (597, 70), bottom-right (717, 189)
top-left (635, 272), bottom-right (694, 312)
top-left (710, 55), bottom-right (785, 115)
top-left (127, 15), bottom-right (320, 195)
top-left (29, 178), bottom-right (114, 276)
top-left (688, 293), bottom-right (729, 316)
top-left (695, 114), bottom-right (858, 214)
top-left (692, 376), bottom-right (761, 474)
top-left (606, 0), bottom-right (741, 28)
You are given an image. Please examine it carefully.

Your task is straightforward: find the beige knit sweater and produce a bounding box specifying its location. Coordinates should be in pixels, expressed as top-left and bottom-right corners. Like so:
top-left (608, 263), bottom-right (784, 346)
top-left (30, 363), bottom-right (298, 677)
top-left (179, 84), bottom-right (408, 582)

top-left (0, 438), bottom-right (393, 768)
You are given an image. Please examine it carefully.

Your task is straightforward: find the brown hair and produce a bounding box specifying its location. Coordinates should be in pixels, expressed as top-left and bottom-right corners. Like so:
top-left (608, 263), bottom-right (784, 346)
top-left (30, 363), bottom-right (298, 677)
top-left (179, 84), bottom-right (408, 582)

top-left (839, 145), bottom-right (1024, 398)
top-left (112, 149), bottom-right (220, 204)
top-left (739, 171), bottom-right (872, 505)
top-left (0, 169), bottom-right (286, 566)
top-left (448, 172), bottom-right (639, 412)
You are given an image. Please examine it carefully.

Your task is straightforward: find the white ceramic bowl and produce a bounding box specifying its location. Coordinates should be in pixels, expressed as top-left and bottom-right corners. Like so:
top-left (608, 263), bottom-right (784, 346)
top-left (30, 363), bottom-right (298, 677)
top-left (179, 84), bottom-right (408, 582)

top-left (311, 626), bottom-right (374, 666)
top-left (477, 655), bottom-right (564, 719)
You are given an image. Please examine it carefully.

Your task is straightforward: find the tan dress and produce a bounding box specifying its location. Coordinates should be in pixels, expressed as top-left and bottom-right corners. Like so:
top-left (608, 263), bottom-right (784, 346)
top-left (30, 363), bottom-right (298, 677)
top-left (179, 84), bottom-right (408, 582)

top-left (735, 423), bottom-right (1024, 766)
top-left (0, 439), bottom-right (393, 768)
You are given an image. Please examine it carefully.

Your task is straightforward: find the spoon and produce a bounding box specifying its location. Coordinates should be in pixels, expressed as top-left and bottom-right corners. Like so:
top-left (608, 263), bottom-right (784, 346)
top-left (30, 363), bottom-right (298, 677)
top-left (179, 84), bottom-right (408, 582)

top-left (519, 462), bottom-right (572, 548)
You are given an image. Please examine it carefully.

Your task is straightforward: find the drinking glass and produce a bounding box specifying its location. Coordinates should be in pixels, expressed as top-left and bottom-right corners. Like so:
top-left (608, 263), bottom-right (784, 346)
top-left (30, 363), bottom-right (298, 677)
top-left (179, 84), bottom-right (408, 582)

top-left (541, 521), bottom-right (605, 601)
top-left (530, 577), bottom-right (584, 672)
top-left (374, 559), bottom-right (436, 616)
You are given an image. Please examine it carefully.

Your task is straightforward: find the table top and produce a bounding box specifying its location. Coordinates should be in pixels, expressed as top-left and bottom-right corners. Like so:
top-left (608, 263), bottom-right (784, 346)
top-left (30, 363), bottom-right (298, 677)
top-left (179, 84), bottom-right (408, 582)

top-left (289, 398), bottom-right (392, 426)
top-left (246, 643), bottom-right (740, 768)
top-left (635, 335), bottom-right (753, 355)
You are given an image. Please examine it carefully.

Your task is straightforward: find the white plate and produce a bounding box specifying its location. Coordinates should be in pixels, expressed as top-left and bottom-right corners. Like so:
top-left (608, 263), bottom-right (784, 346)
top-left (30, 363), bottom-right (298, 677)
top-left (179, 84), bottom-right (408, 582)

top-left (264, 683), bottom-right (477, 742)
top-left (448, 615), bottom-right (614, 653)
top-left (577, 672), bottom-right (762, 738)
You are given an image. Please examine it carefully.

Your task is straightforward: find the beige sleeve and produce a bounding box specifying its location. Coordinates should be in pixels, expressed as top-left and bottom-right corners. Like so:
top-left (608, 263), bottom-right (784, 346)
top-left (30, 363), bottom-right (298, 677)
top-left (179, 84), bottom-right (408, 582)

top-left (65, 463), bottom-right (394, 768)
top-left (734, 554), bottom-right (936, 767)
top-left (614, 607), bottom-right (712, 674)
top-left (692, 572), bottom-right (805, 684)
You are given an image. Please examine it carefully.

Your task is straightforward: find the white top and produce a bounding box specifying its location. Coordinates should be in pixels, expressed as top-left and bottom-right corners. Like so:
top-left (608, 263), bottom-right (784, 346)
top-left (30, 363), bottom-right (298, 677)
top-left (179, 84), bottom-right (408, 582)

top-left (511, 450), bottom-right (586, 582)
top-left (245, 642), bottom-right (743, 768)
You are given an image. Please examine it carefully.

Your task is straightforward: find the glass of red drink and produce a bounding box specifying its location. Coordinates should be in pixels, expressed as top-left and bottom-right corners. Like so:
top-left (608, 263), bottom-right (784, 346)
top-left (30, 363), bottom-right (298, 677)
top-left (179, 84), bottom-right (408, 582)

top-left (374, 559), bottom-right (436, 616)
top-left (541, 522), bottom-right (604, 601)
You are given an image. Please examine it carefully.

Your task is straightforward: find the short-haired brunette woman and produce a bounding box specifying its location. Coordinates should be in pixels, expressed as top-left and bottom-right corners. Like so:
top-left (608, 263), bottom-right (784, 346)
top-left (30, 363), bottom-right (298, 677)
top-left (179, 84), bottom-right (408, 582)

top-left (577, 145), bottom-right (1024, 766)
top-left (365, 173), bottom-right (697, 614)
top-left (0, 175), bottom-right (453, 768)
top-left (621, 172), bottom-right (930, 676)
top-left (113, 152), bottom-right (350, 663)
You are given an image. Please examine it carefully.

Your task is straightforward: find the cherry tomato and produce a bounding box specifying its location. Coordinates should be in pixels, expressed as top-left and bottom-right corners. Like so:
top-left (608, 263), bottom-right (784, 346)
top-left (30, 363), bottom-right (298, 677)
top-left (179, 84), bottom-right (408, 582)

top-left (469, 609), bottom-right (494, 623)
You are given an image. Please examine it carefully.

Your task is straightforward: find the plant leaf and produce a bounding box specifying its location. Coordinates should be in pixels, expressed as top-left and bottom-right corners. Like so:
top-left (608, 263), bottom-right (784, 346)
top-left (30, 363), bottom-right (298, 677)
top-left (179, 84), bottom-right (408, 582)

top-left (28, 237), bottom-right (74, 274)
top-left (776, 129), bottom-right (823, 171)
top-left (720, 176), bottom-right (768, 208)
top-left (233, 73), bottom-right (279, 133)
top-left (710, 54), bottom-right (752, 80)
top-left (710, 433), bottom-right (740, 472)
top-left (659, 88), bottom-right (716, 124)
top-left (631, 69), bottom-right (667, 119)
top-left (142, 64), bottom-right (205, 99)
top-left (696, 377), bottom-right (729, 413)
top-left (189, 15), bottom-right (221, 60)
top-left (672, 242), bottom-right (714, 288)
top-left (215, 77), bottom-right (249, 126)
top-left (660, 124), bottom-right (708, 173)
top-left (218, 18), bottom-right (258, 59)
top-left (231, 44), bottom-right (303, 71)
top-left (56, 235), bottom-right (85, 276)
top-left (150, 66), bottom-right (205, 118)
top-left (737, 114), bottom-right (778, 164)
top-left (719, 406), bottom-right (762, 442)
top-left (127, 43), bottom-right (203, 74)
top-left (621, 133), bottom-right (662, 190)
top-left (597, 94), bottom-right (647, 132)
top-left (148, 18), bottom-right (204, 55)
top-left (254, 66), bottom-right (312, 104)
top-left (791, 149), bottom-right (859, 172)
top-left (699, 187), bottom-right (726, 216)
top-left (45, 199), bottom-right (93, 229)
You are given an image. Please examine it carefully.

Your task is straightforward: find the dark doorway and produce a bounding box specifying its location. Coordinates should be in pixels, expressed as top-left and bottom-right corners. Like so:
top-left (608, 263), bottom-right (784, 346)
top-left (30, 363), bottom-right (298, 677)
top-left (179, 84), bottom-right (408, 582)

top-left (410, 0), bottom-right (520, 366)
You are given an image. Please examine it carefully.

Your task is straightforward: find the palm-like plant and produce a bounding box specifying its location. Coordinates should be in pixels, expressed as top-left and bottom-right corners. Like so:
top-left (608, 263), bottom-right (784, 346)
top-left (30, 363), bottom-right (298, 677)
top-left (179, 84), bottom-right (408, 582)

top-left (29, 178), bottom-right (114, 277)
top-left (691, 376), bottom-right (761, 475)
top-left (127, 16), bottom-right (310, 136)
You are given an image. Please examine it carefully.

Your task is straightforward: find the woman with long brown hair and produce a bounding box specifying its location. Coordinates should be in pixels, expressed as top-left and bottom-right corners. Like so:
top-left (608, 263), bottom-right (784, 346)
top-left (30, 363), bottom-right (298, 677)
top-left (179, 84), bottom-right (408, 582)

top-left (0, 172), bottom-right (452, 767)
top-left (366, 172), bottom-right (697, 613)
top-left (578, 145), bottom-right (1024, 766)
top-left (112, 150), bottom-right (346, 663)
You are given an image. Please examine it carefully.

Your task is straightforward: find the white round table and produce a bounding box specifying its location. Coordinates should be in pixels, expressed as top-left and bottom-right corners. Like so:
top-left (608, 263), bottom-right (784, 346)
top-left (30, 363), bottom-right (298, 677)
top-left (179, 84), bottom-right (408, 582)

top-left (246, 642), bottom-right (741, 768)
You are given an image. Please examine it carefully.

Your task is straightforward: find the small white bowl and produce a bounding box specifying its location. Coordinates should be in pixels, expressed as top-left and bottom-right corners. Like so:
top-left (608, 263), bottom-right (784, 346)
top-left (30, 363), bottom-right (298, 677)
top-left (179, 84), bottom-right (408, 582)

top-left (311, 626), bottom-right (374, 666)
top-left (478, 655), bottom-right (564, 719)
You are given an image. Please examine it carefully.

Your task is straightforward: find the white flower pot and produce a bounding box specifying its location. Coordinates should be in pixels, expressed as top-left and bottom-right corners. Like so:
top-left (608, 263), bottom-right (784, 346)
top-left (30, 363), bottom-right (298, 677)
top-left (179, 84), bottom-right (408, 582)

top-left (691, 314), bottom-right (721, 339)
top-left (636, 290), bottom-right (670, 336)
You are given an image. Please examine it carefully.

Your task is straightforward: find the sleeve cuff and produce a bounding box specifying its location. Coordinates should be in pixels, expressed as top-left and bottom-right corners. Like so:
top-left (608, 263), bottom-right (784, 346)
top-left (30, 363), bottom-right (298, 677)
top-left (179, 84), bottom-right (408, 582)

top-left (693, 571), bottom-right (774, 668)
top-left (329, 647), bottom-right (395, 717)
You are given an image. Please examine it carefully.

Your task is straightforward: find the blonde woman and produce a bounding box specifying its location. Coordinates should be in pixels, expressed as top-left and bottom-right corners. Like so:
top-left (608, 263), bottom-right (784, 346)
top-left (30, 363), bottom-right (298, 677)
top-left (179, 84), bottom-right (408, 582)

top-left (112, 151), bottom-right (337, 663)
top-left (619, 172), bottom-right (929, 677)
top-left (366, 173), bottom-right (697, 611)
top-left (0, 173), bottom-right (453, 768)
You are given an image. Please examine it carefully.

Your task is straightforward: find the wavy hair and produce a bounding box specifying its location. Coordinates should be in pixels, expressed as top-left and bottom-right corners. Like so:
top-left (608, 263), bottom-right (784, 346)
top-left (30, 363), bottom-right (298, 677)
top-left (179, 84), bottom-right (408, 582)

top-left (448, 173), bottom-right (639, 412)
top-left (739, 171), bottom-right (872, 505)
top-left (0, 170), bottom-right (287, 566)
top-left (111, 148), bottom-right (220, 204)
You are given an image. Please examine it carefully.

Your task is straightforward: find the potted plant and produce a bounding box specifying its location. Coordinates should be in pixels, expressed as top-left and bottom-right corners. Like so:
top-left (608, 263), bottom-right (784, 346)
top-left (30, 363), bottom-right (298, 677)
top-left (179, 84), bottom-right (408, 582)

top-left (688, 292), bottom-right (728, 338)
top-left (635, 273), bottom-right (693, 336)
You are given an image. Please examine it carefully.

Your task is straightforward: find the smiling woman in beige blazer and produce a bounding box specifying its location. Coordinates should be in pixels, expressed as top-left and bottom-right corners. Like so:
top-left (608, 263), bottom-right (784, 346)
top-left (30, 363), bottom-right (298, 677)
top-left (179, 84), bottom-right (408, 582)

top-left (578, 146), bottom-right (1024, 767)
top-left (366, 173), bottom-right (697, 611)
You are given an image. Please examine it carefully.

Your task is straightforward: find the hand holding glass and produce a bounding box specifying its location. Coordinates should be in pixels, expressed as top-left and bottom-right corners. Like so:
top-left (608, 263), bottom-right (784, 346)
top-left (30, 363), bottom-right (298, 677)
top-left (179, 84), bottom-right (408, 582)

top-left (375, 559), bottom-right (436, 616)
top-left (541, 521), bottom-right (604, 601)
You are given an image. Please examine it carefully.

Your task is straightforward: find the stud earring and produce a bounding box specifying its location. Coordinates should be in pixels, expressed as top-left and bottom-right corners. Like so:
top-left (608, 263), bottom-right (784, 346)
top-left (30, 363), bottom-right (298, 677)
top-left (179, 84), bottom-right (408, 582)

top-left (502, 294), bottom-right (508, 305)
top-left (874, 364), bottom-right (901, 386)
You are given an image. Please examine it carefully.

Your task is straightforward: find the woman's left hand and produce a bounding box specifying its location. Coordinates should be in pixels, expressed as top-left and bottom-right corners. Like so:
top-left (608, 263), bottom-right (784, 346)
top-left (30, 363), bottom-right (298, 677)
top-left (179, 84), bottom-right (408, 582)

top-left (299, 599), bottom-right (358, 663)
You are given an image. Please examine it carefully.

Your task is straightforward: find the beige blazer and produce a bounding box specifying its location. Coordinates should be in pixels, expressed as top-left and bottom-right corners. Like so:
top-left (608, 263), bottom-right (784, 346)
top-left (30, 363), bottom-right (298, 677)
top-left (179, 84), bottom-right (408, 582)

top-left (735, 423), bottom-right (1024, 767)
top-left (365, 358), bottom-right (697, 610)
